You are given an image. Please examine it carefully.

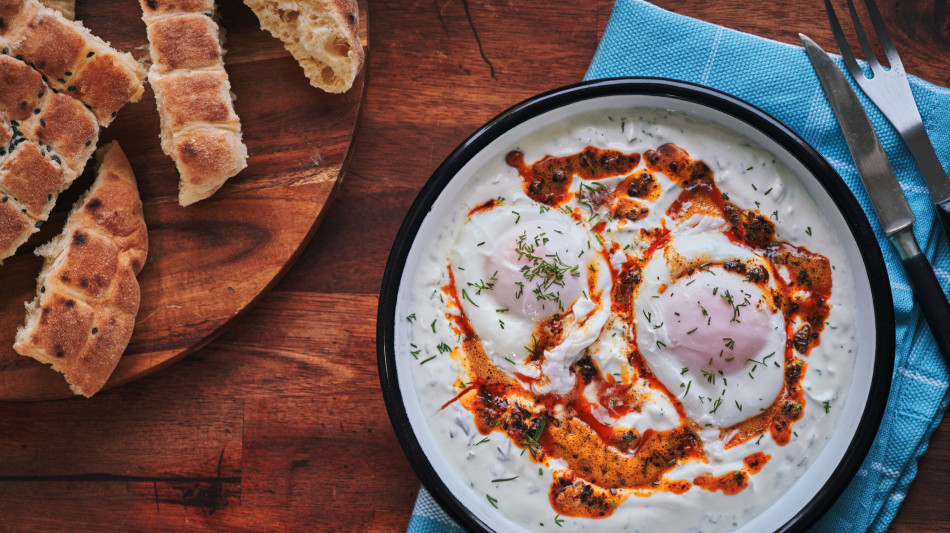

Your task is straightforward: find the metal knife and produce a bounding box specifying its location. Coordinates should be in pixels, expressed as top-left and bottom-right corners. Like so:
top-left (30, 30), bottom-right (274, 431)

top-left (801, 33), bottom-right (950, 361)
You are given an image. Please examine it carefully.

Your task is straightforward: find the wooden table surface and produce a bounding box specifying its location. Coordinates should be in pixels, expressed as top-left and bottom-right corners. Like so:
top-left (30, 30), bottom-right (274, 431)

top-left (1, 0), bottom-right (948, 531)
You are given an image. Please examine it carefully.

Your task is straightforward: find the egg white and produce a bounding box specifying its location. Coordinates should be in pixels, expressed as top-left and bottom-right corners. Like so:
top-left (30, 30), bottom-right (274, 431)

top-left (635, 216), bottom-right (786, 430)
top-left (450, 205), bottom-right (612, 394)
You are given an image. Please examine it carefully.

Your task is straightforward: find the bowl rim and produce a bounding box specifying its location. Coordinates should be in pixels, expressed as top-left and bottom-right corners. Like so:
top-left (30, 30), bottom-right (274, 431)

top-left (376, 77), bottom-right (894, 533)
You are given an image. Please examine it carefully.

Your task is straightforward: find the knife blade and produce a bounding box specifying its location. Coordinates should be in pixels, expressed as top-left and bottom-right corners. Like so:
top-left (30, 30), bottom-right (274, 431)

top-left (801, 35), bottom-right (914, 237)
top-left (801, 33), bottom-right (950, 362)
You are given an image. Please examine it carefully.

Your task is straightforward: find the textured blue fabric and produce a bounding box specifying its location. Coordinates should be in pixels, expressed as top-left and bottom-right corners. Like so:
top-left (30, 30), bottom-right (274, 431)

top-left (408, 488), bottom-right (469, 533)
top-left (408, 1), bottom-right (950, 531)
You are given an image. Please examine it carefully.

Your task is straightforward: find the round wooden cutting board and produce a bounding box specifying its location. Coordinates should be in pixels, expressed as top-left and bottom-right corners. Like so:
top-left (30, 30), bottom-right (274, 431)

top-left (0, 1), bottom-right (367, 400)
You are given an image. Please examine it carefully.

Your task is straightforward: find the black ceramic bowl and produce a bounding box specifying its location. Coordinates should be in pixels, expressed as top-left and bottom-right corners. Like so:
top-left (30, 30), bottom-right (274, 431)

top-left (378, 78), bottom-right (893, 533)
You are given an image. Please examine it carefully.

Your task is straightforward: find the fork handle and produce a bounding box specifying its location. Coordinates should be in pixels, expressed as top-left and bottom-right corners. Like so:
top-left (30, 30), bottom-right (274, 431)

top-left (892, 229), bottom-right (950, 362)
top-left (901, 253), bottom-right (950, 362)
top-left (903, 124), bottom-right (950, 244)
top-left (936, 198), bottom-right (950, 247)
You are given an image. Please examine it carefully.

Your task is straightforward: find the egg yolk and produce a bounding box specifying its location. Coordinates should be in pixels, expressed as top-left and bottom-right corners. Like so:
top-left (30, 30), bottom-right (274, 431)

top-left (659, 270), bottom-right (773, 374)
top-left (486, 223), bottom-right (585, 321)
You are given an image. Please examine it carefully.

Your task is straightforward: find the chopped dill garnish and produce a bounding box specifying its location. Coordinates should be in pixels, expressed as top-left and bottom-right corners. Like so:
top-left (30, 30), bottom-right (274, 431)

top-left (461, 288), bottom-right (479, 307)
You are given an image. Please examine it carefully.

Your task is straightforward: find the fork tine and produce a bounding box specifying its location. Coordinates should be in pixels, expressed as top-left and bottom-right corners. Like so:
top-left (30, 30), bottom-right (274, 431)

top-left (823, 0), bottom-right (867, 81)
top-left (845, 0), bottom-right (883, 73)
top-left (863, 0), bottom-right (904, 70)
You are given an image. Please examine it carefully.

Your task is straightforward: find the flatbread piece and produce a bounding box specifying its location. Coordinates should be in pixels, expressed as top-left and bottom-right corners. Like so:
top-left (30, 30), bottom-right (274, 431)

top-left (14, 141), bottom-right (148, 397)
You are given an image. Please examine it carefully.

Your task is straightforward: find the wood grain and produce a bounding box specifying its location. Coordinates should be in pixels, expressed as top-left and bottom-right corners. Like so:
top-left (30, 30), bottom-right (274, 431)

top-left (0, 0), bottom-right (366, 400)
top-left (0, 0), bottom-right (948, 532)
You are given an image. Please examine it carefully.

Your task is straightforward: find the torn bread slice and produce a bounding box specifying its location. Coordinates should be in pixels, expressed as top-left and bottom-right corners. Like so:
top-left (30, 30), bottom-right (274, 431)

top-left (140, 0), bottom-right (248, 206)
top-left (0, 1), bottom-right (143, 264)
top-left (244, 0), bottom-right (363, 93)
top-left (0, 0), bottom-right (146, 126)
top-left (14, 141), bottom-right (148, 397)
top-left (0, 53), bottom-right (100, 264)
top-left (0, 194), bottom-right (35, 260)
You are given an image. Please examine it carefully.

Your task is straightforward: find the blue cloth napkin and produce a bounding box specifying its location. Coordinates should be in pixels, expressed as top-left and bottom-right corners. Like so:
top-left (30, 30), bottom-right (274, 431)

top-left (408, 1), bottom-right (950, 531)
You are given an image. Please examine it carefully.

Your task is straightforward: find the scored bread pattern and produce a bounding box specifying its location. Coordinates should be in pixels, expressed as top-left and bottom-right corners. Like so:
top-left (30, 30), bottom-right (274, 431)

top-left (0, 55), bottom-right (98, 262)
top-left (0, 0), bottom-right (145, 264)
top-left (14, 141), bottom-right (147, 397)
top-left (140, 0), bottom-right (248, 207)
top-left (0, 0), bottom-right (146, 125)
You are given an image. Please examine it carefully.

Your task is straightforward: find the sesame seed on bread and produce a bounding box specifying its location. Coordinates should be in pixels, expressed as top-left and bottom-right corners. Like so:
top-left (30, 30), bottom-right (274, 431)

top-left (14, 141), bottom-right (148, 398)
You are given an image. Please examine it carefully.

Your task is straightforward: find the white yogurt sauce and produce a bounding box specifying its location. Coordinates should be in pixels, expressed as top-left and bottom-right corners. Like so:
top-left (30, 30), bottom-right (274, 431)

top-left (399, 108), bottom-right (857, 532)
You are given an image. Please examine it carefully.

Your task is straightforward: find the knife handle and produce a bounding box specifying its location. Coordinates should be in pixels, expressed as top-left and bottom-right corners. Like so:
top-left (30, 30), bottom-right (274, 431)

top-left (902, 252), bottom-right (950, 362)
top-left (936, 198), bottom-right (950, 246)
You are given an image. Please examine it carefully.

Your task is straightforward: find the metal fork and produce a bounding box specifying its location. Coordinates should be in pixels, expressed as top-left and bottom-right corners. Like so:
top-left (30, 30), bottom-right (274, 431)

top-left (824, 0), bottom-right (950, 243)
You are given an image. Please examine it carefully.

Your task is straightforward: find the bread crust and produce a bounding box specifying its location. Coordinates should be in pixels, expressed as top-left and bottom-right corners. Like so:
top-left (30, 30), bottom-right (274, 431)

top-left (147, 14), bottom-right (221, 72)
top-left (70, 52), bottom-right (146, 123)
top-left (0, 54), bottom-right (99, 264)
top-left (140, 0), bottom-right (247, 206)
top-left (0, 0), bottom-right (39, 41)
top-left (14, 141), bottom-right (147, 397)
top-left (0, 141), bottom-right (65, 218)
top-left (150, 70), bottom-right (239, 131)
top-left (16, 9), bottom-right (84, 78)
top-left (173, 127), bottom-right (246, 201)
top-left (0, 195), bottom-right (34, 258)
top-left (0, 54), bottom-right (44, 121)
top-left (0, 1), bottom-right (143, 264)
top-left (28, 90), bottom-right (99, 171)
top-left (0, 0), bottom-right (145, 126)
